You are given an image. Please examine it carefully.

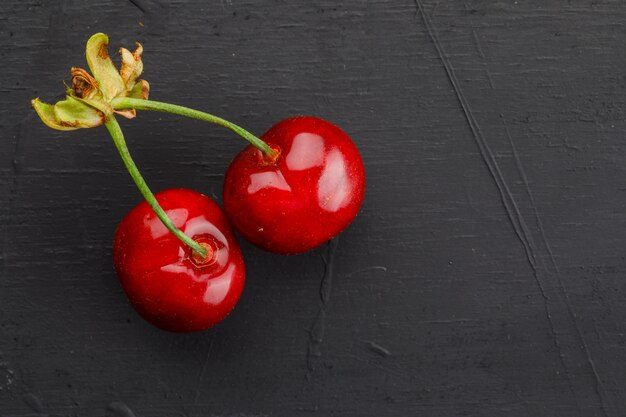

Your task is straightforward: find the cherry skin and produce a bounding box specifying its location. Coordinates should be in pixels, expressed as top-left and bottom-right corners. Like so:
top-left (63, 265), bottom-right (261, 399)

top-left (223, 116), bottom-right (365, 254)
top-left (113, 188), bottom-right (245, 332)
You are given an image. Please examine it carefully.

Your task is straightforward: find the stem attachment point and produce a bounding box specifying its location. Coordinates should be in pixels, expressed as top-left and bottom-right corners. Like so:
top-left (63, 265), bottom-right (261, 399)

top-left (190, 240), bottom-right (218, 267)
top-left (259, 143), bottom-right (282, 166)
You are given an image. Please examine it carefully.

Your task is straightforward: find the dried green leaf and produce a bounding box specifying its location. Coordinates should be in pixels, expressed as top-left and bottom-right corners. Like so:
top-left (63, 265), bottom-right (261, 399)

top-left (127, 79), bottom-right (150, 100)
top-left (85, 33), bottom-right (125, 101)
top-left (53, 95), bottom-right (105, 129)
top-left (31, 98), bottom-right (79, 131)
top-left (119, 43), bottom-right (144, 89)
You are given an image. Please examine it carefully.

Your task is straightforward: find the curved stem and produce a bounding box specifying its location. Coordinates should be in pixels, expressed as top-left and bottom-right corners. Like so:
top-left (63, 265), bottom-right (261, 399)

top-left (111, 97), bottom-right (277, 158)
top-left (104, 115), bottom-right (208, 258)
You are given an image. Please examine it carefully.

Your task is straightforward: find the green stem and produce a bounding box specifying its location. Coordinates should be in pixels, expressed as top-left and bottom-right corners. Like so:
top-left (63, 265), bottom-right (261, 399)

top-left (111, 97), bottom-right (277, 158)
top-left (104, 115), bottom-right (208, 258)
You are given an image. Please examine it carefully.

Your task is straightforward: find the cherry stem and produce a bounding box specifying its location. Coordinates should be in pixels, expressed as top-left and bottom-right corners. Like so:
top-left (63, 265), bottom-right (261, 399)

top-left (111, 97), bottom-right (277, 158)
top-left (103, 115), bottom-right (208, 259)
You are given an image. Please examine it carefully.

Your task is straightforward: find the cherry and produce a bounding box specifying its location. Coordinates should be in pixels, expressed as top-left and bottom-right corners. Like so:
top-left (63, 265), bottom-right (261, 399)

top-left (113, 188), bottom-right (245, 332)
top-left (223, 116), bottom-right (366, 254)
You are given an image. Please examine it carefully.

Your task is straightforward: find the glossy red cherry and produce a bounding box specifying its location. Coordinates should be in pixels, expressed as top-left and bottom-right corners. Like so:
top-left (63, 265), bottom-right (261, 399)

top-left (113, 188), bottom-right (245, 332)
top-left (223, 116), bottom-right (365, 254)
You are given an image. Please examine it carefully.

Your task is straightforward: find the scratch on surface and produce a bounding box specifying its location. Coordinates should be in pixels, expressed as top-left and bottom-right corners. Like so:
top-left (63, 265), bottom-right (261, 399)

top-left (127, 0), bottom-right (147, 14)
top-left (344, 265), bottom-right (387, 278)
top-left (502, 116), bottom-right (575, 398)
top-left (471, 29), bottom-right (495, 88)
top-left (428, 0), bottom-right (439, 19)
top-left (464, 3), bottom-right (494, 88)
top-left (125, 0), bottom-right (171, 33)
top-left (365, 341), bottom-right (391, 357)
top-left (471, 30), bottom-right (485, 58)
top-left (503, 117), bottom-right (613, 414)
top-left (106, 401), bottom-right (136, 417)
top-left (305, 238), bottom-right (339, 375)
top-left (23, 393), bottom-right (45, 414)
top-left (415, 1), bottom-right (612, 415)
top-left (414, 0), bottom-right (540, 285)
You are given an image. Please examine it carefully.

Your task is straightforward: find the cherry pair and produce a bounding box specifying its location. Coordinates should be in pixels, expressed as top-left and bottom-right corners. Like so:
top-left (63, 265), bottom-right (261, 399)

top-left (32, 34), bottom-right (365, 332)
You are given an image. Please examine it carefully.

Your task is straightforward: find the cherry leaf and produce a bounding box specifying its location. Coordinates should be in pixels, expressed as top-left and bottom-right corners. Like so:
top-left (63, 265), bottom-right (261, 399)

top-left (53, 95), bottom-right (105, 129)
top-left (32, 98), bottom-right (79, 131)
top-left (85, 33), bottom-right (125, 101)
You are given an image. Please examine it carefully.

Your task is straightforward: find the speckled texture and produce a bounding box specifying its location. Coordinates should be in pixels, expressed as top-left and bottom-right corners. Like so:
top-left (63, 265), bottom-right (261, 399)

top-left (3, 0), bottom-right (626, 416)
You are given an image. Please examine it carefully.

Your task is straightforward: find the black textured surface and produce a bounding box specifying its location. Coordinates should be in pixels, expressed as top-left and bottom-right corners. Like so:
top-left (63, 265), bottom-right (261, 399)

top-left (2, 1), bottom-right (626, 416)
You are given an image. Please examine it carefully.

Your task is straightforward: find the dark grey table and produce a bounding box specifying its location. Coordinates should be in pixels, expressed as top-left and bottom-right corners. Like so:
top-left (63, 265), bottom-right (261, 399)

top-left (2, 1), bottom-right (626, 416)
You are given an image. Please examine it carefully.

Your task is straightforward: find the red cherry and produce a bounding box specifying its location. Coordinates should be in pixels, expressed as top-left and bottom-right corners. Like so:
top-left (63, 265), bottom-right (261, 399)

top-left (223, 116), bottom-right (365, 254)
top-left (113, 188), bottom-right (245, 332)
